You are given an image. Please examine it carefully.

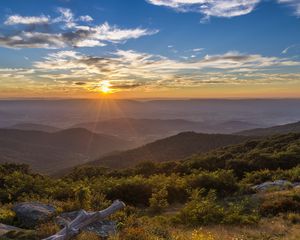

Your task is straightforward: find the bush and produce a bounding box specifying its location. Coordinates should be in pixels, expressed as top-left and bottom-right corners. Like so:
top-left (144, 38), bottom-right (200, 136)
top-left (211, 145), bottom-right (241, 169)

top-left (106, 179), bottom-right (152, 206)
top-left (0, 206), bottom-right (16, 225)
top-left (223, 199), bottom-right (260, 224)
top-left (188, 170), bottom-right (238, 197)
top-left (149, 188), bottom-right (169, 213)
top-left (178, 189), bottom-right (225, 226)
top-left (35, 222), bottom-right (60, 239)
top-left (73, 185), bottom-right (92, 210)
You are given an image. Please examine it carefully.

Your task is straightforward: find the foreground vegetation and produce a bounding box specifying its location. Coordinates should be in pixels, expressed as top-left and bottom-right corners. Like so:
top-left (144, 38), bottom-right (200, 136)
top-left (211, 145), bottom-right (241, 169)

top-left (1, 133), bottom-right (300, 239)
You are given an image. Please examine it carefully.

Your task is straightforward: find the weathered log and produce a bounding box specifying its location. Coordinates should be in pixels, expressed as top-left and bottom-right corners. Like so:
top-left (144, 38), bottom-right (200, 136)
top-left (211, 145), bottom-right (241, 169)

top-left (43, 200), bottom-right (125, 240)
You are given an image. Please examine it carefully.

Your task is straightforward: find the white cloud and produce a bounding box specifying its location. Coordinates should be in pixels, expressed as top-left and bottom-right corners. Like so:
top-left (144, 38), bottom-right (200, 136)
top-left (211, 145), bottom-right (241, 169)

top-left (278, 0), bottom-right (300, 16)
top-left (79, 15), bottom-right (93, 22)
top-left (146, 0), bottom-right (260, 19)
top-left (147, 0), bottom-right (300, 19)
top-left (193, 48), bottom-right (204, 52)
top-left (54, 7), bottom-right (76, 28)
top-left (4, 15), bottom-right (50, 25)
top-left (1, 9), bottom-right (158, 49)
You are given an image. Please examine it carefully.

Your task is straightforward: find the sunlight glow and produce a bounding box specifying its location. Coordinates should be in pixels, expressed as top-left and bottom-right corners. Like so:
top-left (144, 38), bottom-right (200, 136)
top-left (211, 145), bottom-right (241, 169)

top-left (99, 80), bottom-right (112, 94)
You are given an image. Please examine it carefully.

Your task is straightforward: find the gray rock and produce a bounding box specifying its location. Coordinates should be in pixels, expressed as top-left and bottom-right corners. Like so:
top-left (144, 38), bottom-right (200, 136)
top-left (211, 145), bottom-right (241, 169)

top-left (13, 202), bottom-right (56, 228)
top-left (58, 211), bottom-right (116, 237)
top-left (292, 182), bottom-right (300, 187)
top-left (0, 223), bottom-right (22, 236)
top-left (252, 180), bottom-right (292, 192)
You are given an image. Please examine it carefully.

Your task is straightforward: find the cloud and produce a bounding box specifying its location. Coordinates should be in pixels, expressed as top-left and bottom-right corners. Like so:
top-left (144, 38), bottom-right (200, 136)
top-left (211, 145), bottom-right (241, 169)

top-left (1, 49), bottom-right (300, 96)
top-left (146, 0), bottom-right (260, 20)
top-left (1, 9), bottom-right (158, 49)
top-left (193, 48), bottom-right (204, 52)
top-left (4, 15), bottom-right (50, 25)
top-left (278, 0), bottom-right (300, 16)
top-left (147, 0), bottom-right (300, 20)
top-left (74, 82), bottom-right (86, 85)
top-left (282, 44), bottom-right (300, 54)
top-left (32, 49), bottom-right (300, 92)
top-left (79, 15), bottom-right (94, 22)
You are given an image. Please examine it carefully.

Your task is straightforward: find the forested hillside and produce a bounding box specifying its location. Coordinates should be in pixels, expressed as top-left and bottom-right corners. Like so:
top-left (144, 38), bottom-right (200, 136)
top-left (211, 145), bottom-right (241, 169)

top-left (0, 128), bottom-right (132, 174)
top-left (88, 132), bottom-right (250, 168)
top-left (237, 121), bottom-right (300, 136)
top-left (1, 133), bottom-right (300, 239)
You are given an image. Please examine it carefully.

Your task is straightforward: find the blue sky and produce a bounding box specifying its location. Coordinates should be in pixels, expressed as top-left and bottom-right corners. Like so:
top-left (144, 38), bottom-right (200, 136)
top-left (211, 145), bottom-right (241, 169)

top-left (0, 0), bottom-right (300, 98)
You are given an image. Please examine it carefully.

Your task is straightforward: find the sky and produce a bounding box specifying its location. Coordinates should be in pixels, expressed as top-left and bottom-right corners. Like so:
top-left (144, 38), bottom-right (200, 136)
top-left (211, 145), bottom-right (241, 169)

top-left (0, 0), bottom-right (300, 99)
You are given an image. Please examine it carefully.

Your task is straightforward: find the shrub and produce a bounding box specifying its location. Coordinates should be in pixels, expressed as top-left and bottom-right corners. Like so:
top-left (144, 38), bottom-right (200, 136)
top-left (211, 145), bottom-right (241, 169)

top-left (178, 189), bottom-right (225, 226)
top-left (35, 222), bottom-right (60, 239)
top-left (106, 180), bottom-right (152, 206)
top-left (0, 206), bottom-right (15, 225)
top-left (223, 199), bottom-right (260, 224)
top-left (74, 185), bottom-right (92, 210)
top-left (188, 170), bottom-right (238, 197)
top-left (149, 188), bottom-right (169, 213)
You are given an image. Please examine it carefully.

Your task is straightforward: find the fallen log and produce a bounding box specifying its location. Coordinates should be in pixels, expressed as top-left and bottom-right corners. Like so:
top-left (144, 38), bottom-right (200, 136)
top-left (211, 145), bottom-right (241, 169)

top-left (43, 200), bottom-right (125, 240)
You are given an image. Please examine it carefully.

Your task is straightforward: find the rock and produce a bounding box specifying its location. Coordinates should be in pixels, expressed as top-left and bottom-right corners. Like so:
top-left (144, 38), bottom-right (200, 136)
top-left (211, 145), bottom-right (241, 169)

top-left (252, 180), bottom-right (292, 192)
top-left (0, 223), bottom-right (22, 236)
top-left (292, 182), bottom-right (300, 188)
top-left (13, 202), bottom-right (56, 228)
top-left (58, 211), bottom-right (117, 237)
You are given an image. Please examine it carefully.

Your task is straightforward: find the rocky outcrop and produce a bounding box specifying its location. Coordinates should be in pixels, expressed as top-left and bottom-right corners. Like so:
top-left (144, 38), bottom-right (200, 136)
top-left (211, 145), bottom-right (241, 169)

top-left (0, 223), bottom-right (23, 236)
top-left (13, 202), bottom-right (56, 228)
top-left (252, 180), bottom-right (292, 192)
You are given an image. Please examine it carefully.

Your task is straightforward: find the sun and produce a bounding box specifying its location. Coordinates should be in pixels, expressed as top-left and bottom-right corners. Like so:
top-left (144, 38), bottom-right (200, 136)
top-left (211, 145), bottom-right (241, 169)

top-left (99, 80), bottom-right (111, 94)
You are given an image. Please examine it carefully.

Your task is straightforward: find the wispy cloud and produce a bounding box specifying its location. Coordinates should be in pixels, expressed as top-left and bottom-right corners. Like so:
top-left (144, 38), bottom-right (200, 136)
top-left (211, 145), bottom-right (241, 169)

top-left (146, 0), bottom-right (260, 20)
top-left (147, 0), bottom-right (300, 20)
top-left (0, 8), bottom-right (158, 49)
top-left (278, 0), bottom-right (300, 16)
top-left (282, 44), bottom-right (300, 54)
top-left (31, 49), bottom-right (300, 93)
top-left (4, 15), bottom-right (50, 25)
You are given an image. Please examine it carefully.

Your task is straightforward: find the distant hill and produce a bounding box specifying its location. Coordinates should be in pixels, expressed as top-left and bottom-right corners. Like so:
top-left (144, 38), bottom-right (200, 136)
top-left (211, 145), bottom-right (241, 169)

top-left (0, 128), bottom-right (132, 174)
top-left (73, 118), bottom-right (261, 143)
top-left (87, 132), bottom-right (250, 169)
top-left (9, 123), bottom-right (60, 132)
top-left (237, 121), bottom-right (300, 136)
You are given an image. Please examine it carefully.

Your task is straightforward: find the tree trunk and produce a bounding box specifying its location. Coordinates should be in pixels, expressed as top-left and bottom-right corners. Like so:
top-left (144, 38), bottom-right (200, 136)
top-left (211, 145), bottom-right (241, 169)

top-left (43, 200), bottom-right (125, 240)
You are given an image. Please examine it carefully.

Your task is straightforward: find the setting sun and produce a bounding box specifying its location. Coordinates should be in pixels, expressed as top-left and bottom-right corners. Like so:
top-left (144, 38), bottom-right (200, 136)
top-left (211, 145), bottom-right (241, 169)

top-left (99, 80), bottom-right (112, 94)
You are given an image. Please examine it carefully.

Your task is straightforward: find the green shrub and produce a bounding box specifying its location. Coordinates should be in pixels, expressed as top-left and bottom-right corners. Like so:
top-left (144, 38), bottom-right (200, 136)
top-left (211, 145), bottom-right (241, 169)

top-left (178, 189), bottom-right (225, 225)
top-left (73, 185), bottom-right (92, 210)
top-left (0, 206), bottom-right (16, 225)
top-left (188, 170), bottom-right (238, 197)
top-left (149, 188), bottom-right (169, 213)
top-left (106, 180), bottom-right (152, 206)
top-left (223, 199), bottom-right (260, 224)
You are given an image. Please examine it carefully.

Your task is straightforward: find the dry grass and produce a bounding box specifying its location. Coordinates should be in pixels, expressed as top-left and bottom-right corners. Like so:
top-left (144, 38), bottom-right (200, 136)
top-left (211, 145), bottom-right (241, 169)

top-left (169, 217), bottom-right (300, 240)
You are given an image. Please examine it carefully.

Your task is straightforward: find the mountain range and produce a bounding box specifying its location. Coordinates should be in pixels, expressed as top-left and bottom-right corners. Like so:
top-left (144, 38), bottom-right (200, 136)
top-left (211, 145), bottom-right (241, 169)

top-left (87, 132), bottom-right (250, 169)
top-left (237, 121), bottom-right (300, 136)
top-left (0, 128), bottom-right (132, 174)
top-left (72, 118), bottom-right (261, 143)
